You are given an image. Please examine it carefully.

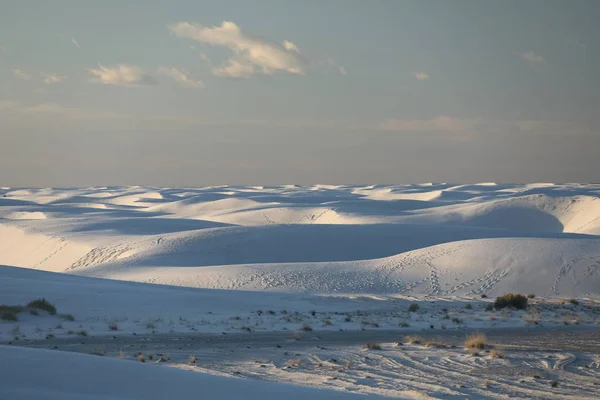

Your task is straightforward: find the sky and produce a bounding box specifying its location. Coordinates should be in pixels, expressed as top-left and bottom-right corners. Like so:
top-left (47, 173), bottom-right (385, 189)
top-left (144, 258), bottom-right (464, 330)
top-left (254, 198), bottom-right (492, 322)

top-left (1, 0), bottom-right (599, 186)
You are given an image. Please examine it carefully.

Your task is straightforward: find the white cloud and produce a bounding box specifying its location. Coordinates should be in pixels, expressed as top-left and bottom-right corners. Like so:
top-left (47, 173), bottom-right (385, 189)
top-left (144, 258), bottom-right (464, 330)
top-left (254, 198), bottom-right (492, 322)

top-left (71, 37), bottom-right (80, 48)
top-left (12, 69), bottom-right (31, 80)
top-left (339, 66), bottom-right (347, 76)
top-left (169, 21), bottom-right (307, 78)
top-left (41, 73), bottom-right (64, 85)
top-left (211, 58), bottom-right (255, 79)
top-left (198, 50), bottom-right (211, 63)
top-left (378, 116), bottom-right (479, 133)
top-left (521, 51), bottom-right (545, 66)
top-left (414, 72), bottom-right (429, 80)
top-left (88, 64), bottom-right (157, 86)
top-left (158, 66), bottom-right (204, 88)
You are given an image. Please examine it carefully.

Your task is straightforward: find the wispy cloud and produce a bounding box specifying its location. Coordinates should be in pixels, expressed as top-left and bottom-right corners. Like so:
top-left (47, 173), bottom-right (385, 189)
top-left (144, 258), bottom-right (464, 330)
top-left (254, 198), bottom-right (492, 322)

top-left (414, 72), bottom-right (429, 80)
top-left (158, 66), bottom-right (204, 88)
top-left (169, 21), bottom-right (308, 79)
top-left (88, 64), bottom-right (157, 86)
top-left (71, 37), bottom-right (80, 48)
top-left (378, 116), bottom-right (479, 133)
top-left (521, 51), bottom-right (546, 66)
top-left (41, 73), bottom-right (64, 85)
top-left (339, 66), bottom-right (347, 76)
top-left (12, 69), bottom-right (31, 80)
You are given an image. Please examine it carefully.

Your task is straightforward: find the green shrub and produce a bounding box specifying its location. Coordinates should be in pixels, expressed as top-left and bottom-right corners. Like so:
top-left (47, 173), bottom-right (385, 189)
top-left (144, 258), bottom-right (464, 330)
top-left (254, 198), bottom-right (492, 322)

top-left (494, 294), bottom-right (528, 310)
top-left (27, 299), bottom-right (57, 315)
top-left (1, 311), bottom-right (18, 321)
top-left (408, 303), bottom-right (419, 312)
top-left (59, 314), bottom-right (75, 321)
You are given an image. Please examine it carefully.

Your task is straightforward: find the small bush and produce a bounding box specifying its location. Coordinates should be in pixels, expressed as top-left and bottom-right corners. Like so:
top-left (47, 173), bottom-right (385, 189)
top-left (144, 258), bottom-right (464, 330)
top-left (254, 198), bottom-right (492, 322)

top-left (405, 335), bottom-right (423, 344)
top-left (452, 317), bottom-right (462, 324)
top-left (408, 303), bottom-right (420, 312)
top-left (27, 298), bottom-right (57, 315)
top-left (569, 298), bottom-right (579, 305)
top-left (364, 343), bottom-right (382, 350)
top-left (78, 330), bottom-right (88, 337)
top-left (399, 321), bottom-right (410, 328)
top-left (189, 354), bottom-right (197, 364)
top-left (527, 293), bottom-right (536, 299)
top-left (1, 311), bottom-right (18, 321)
top-left (108, 323), bottom-right (118, 331)
top-left (59, 314), bottom-right (75, 321)
top-left (485, 304), bottom-right (494, 312)
top-left (489, 349), bottom-right (504, 358)
top-left (465, 332), bottom-right (487, 349)
top-left (480, 294), bottom-right (488, 299)
top-left (551, 380), bottom-right (558, 388)
top-left (494, 294), bottom-right (528, 310)
top-left (424, 341), bottom-right (447, 348)
top-left (29, 309), bottom-right (39, 316)
top-left (301, 324), bottom-right (313, 332)
top-left (344, 316), bottom-right (352, 322)
top-left (464, 304), bottom-right (473, 310)
top-left (137, 353), bottom-right (145, 363)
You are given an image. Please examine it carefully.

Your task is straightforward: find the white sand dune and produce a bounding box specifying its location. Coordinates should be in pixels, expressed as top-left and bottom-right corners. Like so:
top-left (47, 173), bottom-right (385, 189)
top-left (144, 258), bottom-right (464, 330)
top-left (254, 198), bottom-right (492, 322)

top-left (1, 184), bottom-right (599, 298)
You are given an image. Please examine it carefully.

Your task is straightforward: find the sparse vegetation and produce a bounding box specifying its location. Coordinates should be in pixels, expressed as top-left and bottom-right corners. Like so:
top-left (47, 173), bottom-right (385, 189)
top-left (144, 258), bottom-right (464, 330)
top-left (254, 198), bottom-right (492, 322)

top-left (408, 303), bottom-right (420, 312)
top-left (1, 310), bottom-right (19, 321)
top-left (137, 353), bottom-right (145, 363)
top-left (59, 314), bottom-right (75, 321)
top-left (301, 324), bottom-right (313, 332)
top-left (27, 298), bottom-right (57, 315)
top-left (189, 354), bottom-right (197, 364)
top-left (489, 349), bottom-right (504, 358)
top-left (527, 293), bottom-right (536, 299)
top-left (465, 332), bottom-right (487, 349)
top-left (494, 293), bottom-right (528, 310)
top-left (551, 380), bottom-right (558, 388)
top-left (405, 335), bottom-right (424, 344)
top-left (399, 321), bottom-right (410, 328)
top-left (108, 323), bottom-right (119, 331)
top-left (364, 342), bottom-right (382, 350)
top-left (344, 316), bottom-right (352, 322)
top-left (569, 298), bottom-right (579, 305)
top-left (485, 304), bottom-right (494, 312)
top-left (480, 294), bottom-right (488, 298)
top-left (424, 341), bottom-right (447, 348)
top-left (464, 304), bottom-right (473, 310)
top-left (77, 330), bottom-right (88, 336)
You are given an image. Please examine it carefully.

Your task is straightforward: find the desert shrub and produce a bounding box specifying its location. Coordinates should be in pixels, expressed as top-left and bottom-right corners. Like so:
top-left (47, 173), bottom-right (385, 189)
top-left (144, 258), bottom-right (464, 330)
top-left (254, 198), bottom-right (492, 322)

top-left (569, 298), bottom-right (579, 305)
top-left (27, 298), bottom-right (57, 315)
top-left (1, 310), bottom-right (18, 321)
top-left (485, 304), bottom-right (494, 312)
top-left (189, 354), bottom-right (197, 364)
top-left (78, 330), bottom-right (88, 336)
top-left (137, 353), bottom-right (145, 363)
top-left (551, 380), bottom-right (558, 388)
top-left (364, 343), bottom-right (382, 350)
top-left (301, 324), bottom-right (313, 332)
top-left (489, 349), bottom-right (504, 358)
top-left (465, 332), bottom-right (487, 349)
top-left (408, 303), bottom-right (419, 312)
top-left (405, 335), bottom-right (423, 344)
top-left (29, 309), bottom-right (39, 316)
top-left (451, 317), bottom-right (462, 324)
top-left (465, 304), bottom-right (473, 310)
top-left (480, 294), bottom-right (488, 298)
top-left (494, 294), bottom-right (528, 310)
top-left (108, 323), bottom-right (118, 331)
top-left (399, 321), bottom-right (410, 327)
top-left (59, 314), bottom-right (75, 321)
top-left (527, 293), bottom-right (536, 299)
top-left (424, 341), bottom-right (447, 348)
top-left (344, 316), bottom-right (352, 322)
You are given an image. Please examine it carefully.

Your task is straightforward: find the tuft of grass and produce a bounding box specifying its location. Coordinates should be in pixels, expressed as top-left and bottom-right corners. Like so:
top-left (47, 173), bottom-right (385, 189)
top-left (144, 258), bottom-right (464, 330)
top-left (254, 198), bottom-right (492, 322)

top-left (344, 316), bottom-right (352, 322)
top-left (408, 303), bottom-right (420, 312)
top-left (399, 321), bottom-right (410, 328)
top-left (480, 294), bottom-right (488, 299)
top-left (301, 324), bottom-right (313, 332)
top-left (1, 310), bottom-right (18, 322)
top-left (108, 323), bottom-right (118, 331)
top-left (189, 354), bottom-right (197, 364)
top-left (404, 335), bottom-right (424, 344)
top-left (451, 317), bottom-right (462, 324)
top-left (494, 293), bottom-right (528, 310)
top-left (485, 304), bottom-right (494, 312)
top-left (77, 330), bottom-right (88, 337)
top-left (137, 353), bottom-right (145, 363)
top-left (465, 332), bottom-right (487, 349)
top-left (464, 304), bottom-right (473, 310)
top-left (489, 349), bottom-right (504, 358)
top-left (29, 309), bottom-right (39, 316)
top-left (527, 293), bottom-right (536, 299)
top-left (569, 298), bottom-right (579, 305)
top-left (364, 342), bottom-right (382, 350)
top-left (27, 298), bottom-right (57, 315)
top-left (424, 341), bottom-right (447, 349)
top-left (59, 314), bottom-right (75, 321)
top-left (551, 380), bottom-right (558, 388)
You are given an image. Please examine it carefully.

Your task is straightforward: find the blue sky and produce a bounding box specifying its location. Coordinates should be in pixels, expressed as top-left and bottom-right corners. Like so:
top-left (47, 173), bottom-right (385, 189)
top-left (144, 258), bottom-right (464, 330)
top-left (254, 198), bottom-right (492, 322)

top-left (1, 0), bottom-right (599, 186)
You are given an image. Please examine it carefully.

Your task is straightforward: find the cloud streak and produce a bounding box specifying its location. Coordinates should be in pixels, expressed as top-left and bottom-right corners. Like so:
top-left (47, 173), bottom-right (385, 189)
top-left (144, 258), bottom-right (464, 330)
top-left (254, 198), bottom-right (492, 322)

top-left (521, 51), bottom-right (545, 66)
top-left (71, 37), bottom-right (80, 48)
top-left (158, 66), bottom-right (204, 88)
top-left (88, 64), bottom-right (157, 86)
top-left (12, 69), bottom-right (31, 80)
top-left (169, 21), bottom-right (308, 79)
top-left (414, 72), bottom-right (429, 80)
top-left (41, 73), bottom-right (64, 85)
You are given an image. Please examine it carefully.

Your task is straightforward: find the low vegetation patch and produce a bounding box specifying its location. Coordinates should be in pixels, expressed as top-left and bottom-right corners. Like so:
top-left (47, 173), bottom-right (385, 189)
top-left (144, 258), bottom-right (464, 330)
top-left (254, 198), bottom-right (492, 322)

top-left (494, 293), bottom-right (528, 310)
top-left (27, 298), bottom-right (57, 315)
top-left (424, 341), bottom-right (448, 349)
top-left (301, 324), bottom-right (313, 332)
top-left (405, 335), bottom-right (424, 345)
top-left (364, 342), bottom-right (382, 350)
top-left (408, 303), bottom-right (420, 312)
top-left (465, 332), bottom-right (488, 349)
top-left (489, 349), bottom-right (504, 358)
top-left (1, 310), bottom-right (19, 322)
top-left (59, 314), bottom-right (75, 321)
